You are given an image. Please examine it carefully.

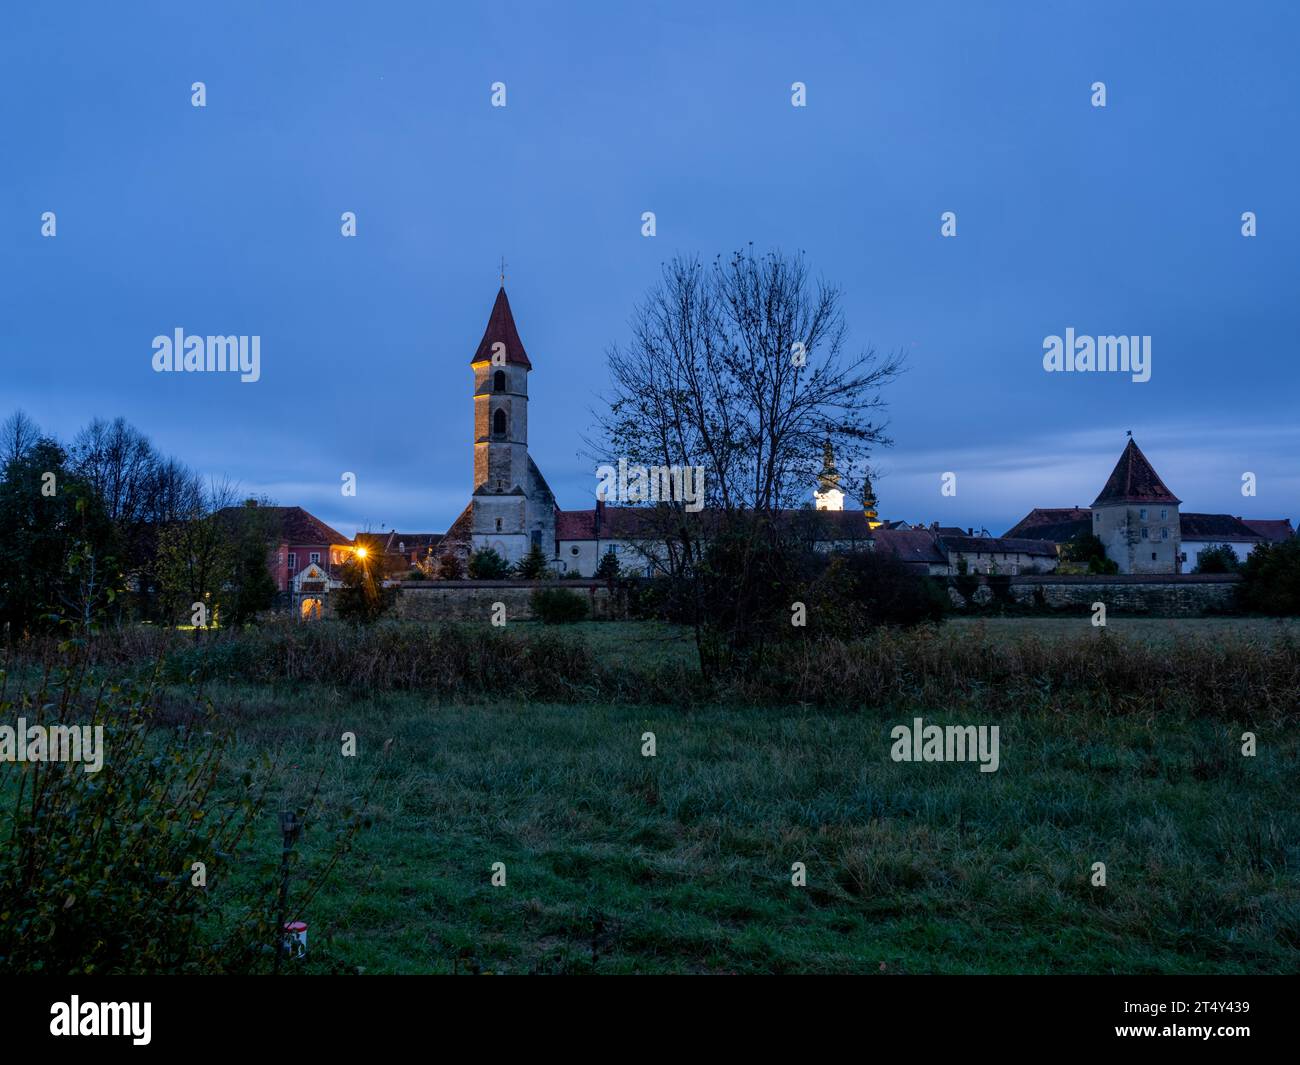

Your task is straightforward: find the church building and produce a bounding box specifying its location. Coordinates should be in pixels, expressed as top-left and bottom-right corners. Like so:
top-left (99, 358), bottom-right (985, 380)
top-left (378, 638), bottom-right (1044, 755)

top-left (442, 287), bottom-right (558, 566)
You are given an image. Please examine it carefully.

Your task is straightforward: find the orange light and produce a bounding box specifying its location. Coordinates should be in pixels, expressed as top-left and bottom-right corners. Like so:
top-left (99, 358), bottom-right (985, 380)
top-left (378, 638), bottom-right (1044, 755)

top-left (355, 547), bottom-right (368, 559)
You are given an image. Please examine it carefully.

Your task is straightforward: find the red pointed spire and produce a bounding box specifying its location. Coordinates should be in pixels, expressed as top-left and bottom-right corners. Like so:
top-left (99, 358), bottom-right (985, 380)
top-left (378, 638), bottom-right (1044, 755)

top-left (472, 287), bottom-right (531, 368)
top-left (1091, 438), bottom-right (1180, 507)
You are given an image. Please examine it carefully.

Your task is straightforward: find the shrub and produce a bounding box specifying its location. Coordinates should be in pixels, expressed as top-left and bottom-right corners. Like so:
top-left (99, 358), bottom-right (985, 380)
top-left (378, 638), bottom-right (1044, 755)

top-left (530, 586), bottom-right (590, 624)
top-left (595, 549), bottom-right (621, 581)
top-left (468, 548), bottom-right (510, 580)
top-left (436, 553), bottom-right (465, 580)
top-left (334, 557), bottom-right (398, 622)
top-left (513, 542), bottom-right (551, 579)
top-left (810, 551), bottom-right (948, 634)
top-left (1194, 544), bottom-right (1241, 574)
top-left (1238, 538), bottom-right (1300, 615)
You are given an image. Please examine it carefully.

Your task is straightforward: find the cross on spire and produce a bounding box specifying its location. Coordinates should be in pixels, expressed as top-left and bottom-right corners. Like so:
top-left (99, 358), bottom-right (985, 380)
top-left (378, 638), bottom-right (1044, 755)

top-left (499, 255), bottom-right (508, 285)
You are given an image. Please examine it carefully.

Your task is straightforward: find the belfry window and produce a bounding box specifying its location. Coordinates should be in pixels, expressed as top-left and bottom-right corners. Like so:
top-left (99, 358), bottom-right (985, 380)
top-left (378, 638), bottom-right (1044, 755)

top-left (493, 409), bottom-right (507, 436)
top-left (493, 370), bottom-right (506, 392)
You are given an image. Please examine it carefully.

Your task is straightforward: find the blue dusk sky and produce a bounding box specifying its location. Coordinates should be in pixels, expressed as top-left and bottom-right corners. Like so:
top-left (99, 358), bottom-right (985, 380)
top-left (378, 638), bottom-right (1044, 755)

top-left (1, 0), bottom-right (1296, 536)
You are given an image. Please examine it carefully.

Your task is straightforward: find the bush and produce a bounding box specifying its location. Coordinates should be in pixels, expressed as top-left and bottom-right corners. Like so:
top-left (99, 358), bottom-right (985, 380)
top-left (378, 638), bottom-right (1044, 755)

top-left (334, 557), bottom-right (398, 622)
top-left (810, 551), bottom-right (948, 635)
top-left (0, 650), bottom-right (284, 973)
top-left (1238, 538), bottom-right (1300, 614)
top-left (595, 549), bottom-right (621, 581)
top-left (436, 553), bottom-right (465, 580)
top-left (530, 587), bottom-right (590, 624)
top-left (1194, 544), bottom-right (1241, 574)
top-left (514, 542), bottom-right (551, 579)
top-left (468, 548), bottom-right (510, 580)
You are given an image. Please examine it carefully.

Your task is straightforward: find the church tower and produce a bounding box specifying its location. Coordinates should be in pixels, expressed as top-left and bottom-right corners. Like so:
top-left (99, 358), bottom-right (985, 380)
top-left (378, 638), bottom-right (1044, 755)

top-left (468, 286), bottom-right (556, 565)
top-left (862, 470), bottom-right (881, 529)
top-left (814, 439), bottom-right (845, 511)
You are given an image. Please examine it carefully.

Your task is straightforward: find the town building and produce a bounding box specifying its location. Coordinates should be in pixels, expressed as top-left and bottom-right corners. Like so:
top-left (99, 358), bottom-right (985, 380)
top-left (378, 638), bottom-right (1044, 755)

top-left (1006, 438), bottom-right (1293, 573)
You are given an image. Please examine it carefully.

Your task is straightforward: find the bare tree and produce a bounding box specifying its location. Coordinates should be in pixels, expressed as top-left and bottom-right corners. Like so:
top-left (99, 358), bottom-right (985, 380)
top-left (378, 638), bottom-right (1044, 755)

top-left (155, 476), bottom-right (240, 637)
top-left (588, 248), bottom-right (903, 672)
top-left (0, 410), bottom-right (41, 470)
top-left (69, 417), bottom-right (159, 527)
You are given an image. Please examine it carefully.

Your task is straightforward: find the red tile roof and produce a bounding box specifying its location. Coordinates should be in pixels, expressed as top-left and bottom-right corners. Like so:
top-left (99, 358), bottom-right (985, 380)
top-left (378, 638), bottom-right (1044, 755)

top-left (1179, 513), bottom-right (1264, 542)
top-left (938, 534), bottom-right (1059, 558)
top-left (1092, 439), bottom-right (1180, 507)
top-left (555, 505), bottom-right (659, 540)
top-left (869, 528), bottom-right (946, 565)
top-left (1004, 507), bottom-right (1091, 542)
top-left (472, 287), bottom-right (531, 368)
top-left (1241, 518), bottom-right (1294, 543)
top-left (555, 505), bottom-right (878, 543)
top-left (217, 505), bottom-right (350, 546)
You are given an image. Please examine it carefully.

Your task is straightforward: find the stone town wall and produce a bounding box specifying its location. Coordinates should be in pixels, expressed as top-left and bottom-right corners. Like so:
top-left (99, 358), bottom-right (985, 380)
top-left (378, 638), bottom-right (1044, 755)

top-left (388, 580), bottom-right (622, 621)
top-left (950, 573), bottom-right (1241, 616)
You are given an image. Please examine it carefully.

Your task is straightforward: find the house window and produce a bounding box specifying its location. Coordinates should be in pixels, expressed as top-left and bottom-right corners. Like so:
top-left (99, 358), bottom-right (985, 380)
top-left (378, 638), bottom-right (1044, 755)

top-left (1151, 552), bottom-right (1157, 561)
top-left (493, 370), bottom-right (506, 392)
top-left (310, 552), bottom-right (320, 565)
top-left (1160, 508), bottom-right (1168, 520)
top-left (1140, 508), bottom-right (1148, 520)
top-left (531, 529), bottom-right (542, 548)
top-left (496, 518), bottom-right (503, 532)
top-left (1094, 512), bottom-right (1100, 522)
top-left (1140, 527), bottom-right (1148, 539)
top-left (570, 546), bottom-right (579, 556)
top-left (287, 553), bottom-right (297, 570)
top-left (493, 409), bottom-right (507, 436)
top-left (1161, 527), bottom-right (1169, 539)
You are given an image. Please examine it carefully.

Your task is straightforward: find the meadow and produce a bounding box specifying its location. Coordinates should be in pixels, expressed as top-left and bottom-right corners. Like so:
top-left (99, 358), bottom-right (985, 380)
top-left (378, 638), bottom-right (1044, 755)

top-left (4, 616), bottom-right (1298, 974)
top-left (169, 618), bottom-right (1300, 972)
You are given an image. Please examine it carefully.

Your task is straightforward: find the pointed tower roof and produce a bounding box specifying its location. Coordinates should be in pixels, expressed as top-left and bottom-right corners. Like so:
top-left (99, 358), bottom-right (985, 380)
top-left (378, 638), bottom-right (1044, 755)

top-left (818, 438), bottom-right (839, 491)
top-left (472, 287), bottom-right (532, 368)
top-left (1091, 438), bottom-right (1180, 507)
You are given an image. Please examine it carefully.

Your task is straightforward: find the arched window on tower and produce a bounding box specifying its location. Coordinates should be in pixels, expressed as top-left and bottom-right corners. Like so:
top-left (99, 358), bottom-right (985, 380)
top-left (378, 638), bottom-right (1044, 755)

top-left (492, 408), bottom-right (507, 437)
top-left (493, 370), bottom-right (506, 392)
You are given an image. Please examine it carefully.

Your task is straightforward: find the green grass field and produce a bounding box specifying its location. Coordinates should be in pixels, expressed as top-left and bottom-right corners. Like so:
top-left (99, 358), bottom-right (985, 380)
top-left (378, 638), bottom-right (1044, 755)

top-left (177, 616), bottom-right (1299, 974)
top-left (557, 615), bottom-right (1300, 663)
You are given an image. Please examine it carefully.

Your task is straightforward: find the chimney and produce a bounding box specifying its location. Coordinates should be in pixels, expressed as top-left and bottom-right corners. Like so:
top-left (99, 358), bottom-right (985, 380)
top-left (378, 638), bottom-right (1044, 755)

top-left (595, 498), bottom-right (605, 534)
top-left (968, 527), bottom-right (973, 536)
